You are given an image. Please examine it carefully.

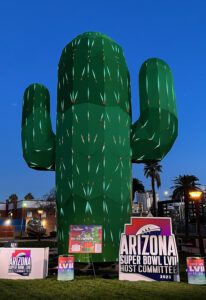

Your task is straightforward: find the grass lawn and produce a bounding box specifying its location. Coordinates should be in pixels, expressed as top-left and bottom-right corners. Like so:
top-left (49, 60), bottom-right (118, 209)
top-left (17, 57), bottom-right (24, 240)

top-left (0, 276), bottom-right (206, 300)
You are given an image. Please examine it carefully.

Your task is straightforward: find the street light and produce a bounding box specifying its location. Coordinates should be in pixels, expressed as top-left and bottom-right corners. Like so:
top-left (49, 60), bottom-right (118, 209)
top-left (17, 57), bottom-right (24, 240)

top-left (164, 191), bottom-right (169, 197)
top-left (189, 190), bottom-right (205, 256)
top-left (4, 219), bottom-right (11, 225)
top-left (163, 191), bottom-right (169, 201)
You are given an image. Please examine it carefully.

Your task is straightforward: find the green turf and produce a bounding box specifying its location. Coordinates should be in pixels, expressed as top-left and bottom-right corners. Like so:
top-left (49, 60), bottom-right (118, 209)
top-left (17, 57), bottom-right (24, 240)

top-left (0, 277), bottom-right (205, 300)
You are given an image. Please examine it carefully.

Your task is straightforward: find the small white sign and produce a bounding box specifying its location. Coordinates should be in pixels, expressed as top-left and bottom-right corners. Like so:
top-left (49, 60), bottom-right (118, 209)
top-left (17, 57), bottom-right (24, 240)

top-left (0, 247), bottom-right (49, 279)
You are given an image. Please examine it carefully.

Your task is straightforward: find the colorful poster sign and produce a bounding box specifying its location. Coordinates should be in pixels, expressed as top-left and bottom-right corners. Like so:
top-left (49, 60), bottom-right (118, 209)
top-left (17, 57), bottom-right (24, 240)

top-left (58, 255), bottom-right (74, 281)
top-left (119, 217), bottom-right (180, 281)
top-left (0, 247), bottom-right (49, 279)
top-left (8, 250), bottom-right (31, 276)
top-left (187, 257), bottom-right (206, 284)
top-left (69, 225), bottom-right (102, 254)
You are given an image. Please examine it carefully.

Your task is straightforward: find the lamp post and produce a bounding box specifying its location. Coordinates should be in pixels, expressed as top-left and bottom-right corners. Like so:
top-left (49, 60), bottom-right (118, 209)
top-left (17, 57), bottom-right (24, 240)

top-left (189, 190), bottom-right (205, 256)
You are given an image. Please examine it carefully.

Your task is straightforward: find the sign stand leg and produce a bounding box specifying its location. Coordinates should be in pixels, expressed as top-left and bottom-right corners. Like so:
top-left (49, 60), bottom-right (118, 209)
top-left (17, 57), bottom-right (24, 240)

top-left (89, 254), bottom-right (96, 278)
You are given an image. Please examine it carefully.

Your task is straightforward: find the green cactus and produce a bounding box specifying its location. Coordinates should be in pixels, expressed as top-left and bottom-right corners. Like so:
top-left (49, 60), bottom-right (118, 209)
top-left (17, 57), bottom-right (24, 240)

top-left (131, 58), bottom-right (177, 161)
top-left (21, 32), bottom-right (177, 262)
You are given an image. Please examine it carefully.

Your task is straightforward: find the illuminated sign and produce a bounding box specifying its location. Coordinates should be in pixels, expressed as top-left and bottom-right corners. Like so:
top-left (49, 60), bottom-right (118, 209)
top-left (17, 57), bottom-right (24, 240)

top-left (69, 225), bottom-right (102, 254)
top-left (119, 217), bottom-right (180, 281)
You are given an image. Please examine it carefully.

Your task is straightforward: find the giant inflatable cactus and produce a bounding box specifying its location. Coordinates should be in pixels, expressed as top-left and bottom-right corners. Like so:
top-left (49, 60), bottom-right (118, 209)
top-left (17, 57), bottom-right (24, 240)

top-left (22, 32), bottom-right (177, 262)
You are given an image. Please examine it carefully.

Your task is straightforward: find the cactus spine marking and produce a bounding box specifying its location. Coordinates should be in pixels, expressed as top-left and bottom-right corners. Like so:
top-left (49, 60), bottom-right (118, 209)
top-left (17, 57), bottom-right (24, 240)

top-left (22, 32), bottom-right (178, 262)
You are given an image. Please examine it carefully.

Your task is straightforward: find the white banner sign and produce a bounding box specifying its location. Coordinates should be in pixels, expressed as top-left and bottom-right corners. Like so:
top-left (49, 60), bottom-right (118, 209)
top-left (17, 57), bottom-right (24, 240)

top-left (119, 217), bottom-right (180, 282)
top-left (0, 247), bottom-right (49, 279)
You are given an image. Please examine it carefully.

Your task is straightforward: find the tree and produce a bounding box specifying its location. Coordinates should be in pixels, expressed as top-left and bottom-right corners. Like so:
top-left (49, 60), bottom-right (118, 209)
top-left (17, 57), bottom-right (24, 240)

top-left (34, 188), bottom-right (56, 240)
top-left (8, 194), bottom-right (18, 202)
top-left (39, 188), bottom-right (56, 215)
top-left (144, 161), bottom-right (162, 216)
top-left (43, 187), bottom-right (56, 201)
top-left (132, 178), bottom-right (145, 201)
top-left (24, 193), bottom-right (34, 200)
top-left (171, 175), bottom-right (200, 236)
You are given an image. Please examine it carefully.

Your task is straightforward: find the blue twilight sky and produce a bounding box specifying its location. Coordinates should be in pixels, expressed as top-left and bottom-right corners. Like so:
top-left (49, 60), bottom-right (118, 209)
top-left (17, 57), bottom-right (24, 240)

top-left (0, 0), bottom-right (206, 201)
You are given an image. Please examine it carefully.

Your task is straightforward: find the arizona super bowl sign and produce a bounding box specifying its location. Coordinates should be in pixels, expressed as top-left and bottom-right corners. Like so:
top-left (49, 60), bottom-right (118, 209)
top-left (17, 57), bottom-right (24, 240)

top-left (119, 217), bottom-right (180, 281)
top-left (0, 247), bottom-right (49, 279)
top-left (8, 250), bottom-right (31, 276)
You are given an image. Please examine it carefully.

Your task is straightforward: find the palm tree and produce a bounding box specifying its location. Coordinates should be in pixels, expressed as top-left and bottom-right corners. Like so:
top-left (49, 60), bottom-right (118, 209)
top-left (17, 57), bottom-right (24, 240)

top-left (171, 175), bottom-right (200, 236)
top-left (144, 161), bottom-right (162, 216)
top-left (24, 193), bottom-right (34, 200)
top-left (8, 194), bottom-right (18, 202)
top-left (132, 178), bottom-right (145, 201)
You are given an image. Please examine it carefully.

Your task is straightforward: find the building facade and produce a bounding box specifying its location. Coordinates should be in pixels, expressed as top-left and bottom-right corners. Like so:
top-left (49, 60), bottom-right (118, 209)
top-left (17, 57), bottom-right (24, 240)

top-left (158, 198), bottom-right (206, 224)
top-left (0, 198), bottom-right (56, 238)
top-left (132, 191), bottom-right (159, 215)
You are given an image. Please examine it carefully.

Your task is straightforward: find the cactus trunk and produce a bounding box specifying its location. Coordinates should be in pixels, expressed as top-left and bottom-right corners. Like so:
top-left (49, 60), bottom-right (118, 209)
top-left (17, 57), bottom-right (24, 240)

top-left (56, 33), bottom-right (131, 262)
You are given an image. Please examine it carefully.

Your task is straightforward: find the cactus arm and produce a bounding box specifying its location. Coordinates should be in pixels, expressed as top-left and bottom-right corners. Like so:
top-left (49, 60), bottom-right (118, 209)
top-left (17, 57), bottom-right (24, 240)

top-left (131, 58), bottom-right (178, 163)
top-left (21, 83), bottom-right (55, 170)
